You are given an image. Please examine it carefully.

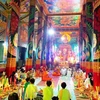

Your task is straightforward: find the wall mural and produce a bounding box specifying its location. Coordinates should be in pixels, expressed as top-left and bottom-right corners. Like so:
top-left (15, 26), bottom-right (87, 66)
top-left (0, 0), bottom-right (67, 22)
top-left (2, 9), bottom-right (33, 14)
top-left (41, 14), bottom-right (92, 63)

top-left (43, 0), bottom-right (83, 13)
top-left (48, 15), bottom-right (80, 28)
top-left (19, 23), bottom-right (28, 47)
top-left (0, 2), bottom-right (8, 41)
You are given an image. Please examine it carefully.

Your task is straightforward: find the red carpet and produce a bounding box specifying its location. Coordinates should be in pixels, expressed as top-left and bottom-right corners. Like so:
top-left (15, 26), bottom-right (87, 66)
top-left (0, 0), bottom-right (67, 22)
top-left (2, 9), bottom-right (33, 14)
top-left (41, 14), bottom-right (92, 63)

top-left (37, 76), bottom-right (60, 87)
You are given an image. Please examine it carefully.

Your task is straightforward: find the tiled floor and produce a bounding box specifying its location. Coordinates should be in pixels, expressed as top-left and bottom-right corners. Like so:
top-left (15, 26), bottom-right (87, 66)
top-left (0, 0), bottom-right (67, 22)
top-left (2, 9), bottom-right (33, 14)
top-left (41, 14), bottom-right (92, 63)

top-left (35, 72), bottom-right (90, 100)
top-left (4, 72), bottom-right (90, 100)
top-left (35, 75), bottom-right (75, 100)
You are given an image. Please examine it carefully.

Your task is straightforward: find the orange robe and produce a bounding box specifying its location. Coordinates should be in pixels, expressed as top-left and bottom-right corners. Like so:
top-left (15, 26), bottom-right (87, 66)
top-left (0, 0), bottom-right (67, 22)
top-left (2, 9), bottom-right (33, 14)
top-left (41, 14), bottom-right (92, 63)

top-left (42, 71), bottom-right (51, 81)
top-left (52, 68), bottom-right (60, 76)
top-left (35, 70), bottom-right (42, 77)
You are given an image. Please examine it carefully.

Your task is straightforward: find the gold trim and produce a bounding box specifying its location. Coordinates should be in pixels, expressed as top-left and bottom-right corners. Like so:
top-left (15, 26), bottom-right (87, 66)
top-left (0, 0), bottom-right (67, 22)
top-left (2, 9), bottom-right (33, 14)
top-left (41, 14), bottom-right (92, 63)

top-left (93, 0), bottom-right (100, 11)
top-left (47, 13), bottom-right (81, 16)
top-left (0, 22), bottom-right (7, 28)
top-left (1, 11), bottom-right (8, 18)
top-left (0, 2), bottom-right (7, 10)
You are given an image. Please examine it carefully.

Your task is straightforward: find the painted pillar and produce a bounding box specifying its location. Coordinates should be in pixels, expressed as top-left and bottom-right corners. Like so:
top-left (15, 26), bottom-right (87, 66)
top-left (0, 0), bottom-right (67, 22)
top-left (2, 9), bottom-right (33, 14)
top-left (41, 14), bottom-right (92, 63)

top-left (79, 21), bottom-right (84, 69)
top-left (6, 0), bottom-right (20, 77)
top-left (81, 0), bottom-right (93, 73)
top-left (93, 0), bottom-right (100, 90)
top-left (26, 0), bottom-right (36, 71)
top-left (41, 16), bottom-right (47, 67)
top-left (85, 0), bottom-right (93, 62)
top-left (35, 7), bottom-right (43, 69)
top-left (82, 0), bottom-right (93, 74)
top-left (46, 16), bottom-right (51, 69)
top-left (93, 0), bottom-right (100, 60)
top-left (80, 1), bottom-right (87, 71)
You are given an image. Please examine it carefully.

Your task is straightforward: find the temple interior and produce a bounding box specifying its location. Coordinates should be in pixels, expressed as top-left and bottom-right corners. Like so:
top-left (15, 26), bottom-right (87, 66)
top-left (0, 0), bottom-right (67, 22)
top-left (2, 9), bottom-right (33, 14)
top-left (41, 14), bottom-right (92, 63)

top-left (0, 0), bottom-right (100, 100)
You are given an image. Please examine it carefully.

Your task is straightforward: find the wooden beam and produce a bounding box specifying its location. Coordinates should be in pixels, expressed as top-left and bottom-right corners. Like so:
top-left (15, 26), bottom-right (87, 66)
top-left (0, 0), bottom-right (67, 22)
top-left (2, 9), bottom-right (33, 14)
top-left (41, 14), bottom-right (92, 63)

top-left (47, 12), bottom-right (81, 16)
top-left (55, 34), bottom-right (79, 38)
top-left (20, 12), bottom-right (29, 14)
top-left (20, 13), bottom-right (29, 20)
top-left (55, 28), bottom-right (79, 32)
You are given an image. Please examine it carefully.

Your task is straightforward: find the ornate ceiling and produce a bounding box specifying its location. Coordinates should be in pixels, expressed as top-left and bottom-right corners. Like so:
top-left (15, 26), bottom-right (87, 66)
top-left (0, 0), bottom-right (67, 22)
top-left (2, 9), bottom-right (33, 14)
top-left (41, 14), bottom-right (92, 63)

top-left (38, 0), bottom-right (83, 31)
top-left (37, 0), bottom-right (84, 48)
top-left (38, 0), bottom-right (83, 14)
top-left (48, 15), bottom-right (80, 28)
top-left (0, 0), bottom-right (84, 47)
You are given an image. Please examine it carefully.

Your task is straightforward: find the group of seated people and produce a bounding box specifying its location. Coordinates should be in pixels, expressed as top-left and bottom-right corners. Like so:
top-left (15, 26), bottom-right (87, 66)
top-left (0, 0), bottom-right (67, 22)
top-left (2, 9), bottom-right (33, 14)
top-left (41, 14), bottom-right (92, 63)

top-left (35, 65), bottom-right (72, 80)
top-left (0, 66), bottom-right (100, 100)
top-left (23, 77), bottom-right (71, 100)
top-left (73, 68), bottom-right (100, 100)
top-left (6, 79), bottom-right (71, 100)
top-left (0, 65), bottom-right (60, 90)
top-left (35, 66), bottom-right (52, 81)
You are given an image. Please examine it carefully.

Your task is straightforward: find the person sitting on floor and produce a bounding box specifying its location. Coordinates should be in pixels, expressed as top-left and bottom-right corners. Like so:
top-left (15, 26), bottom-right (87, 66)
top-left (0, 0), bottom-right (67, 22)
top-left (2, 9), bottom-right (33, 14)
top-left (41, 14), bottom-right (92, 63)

top-left (58, 82), bottom-right (71, 100)
top-left (15, 70), bottom-right (21, 84)
top-left (23, 77), bottom-right (30, 100)
top-left (1, 72), bottom-right (10, 90)
top-left (29, 69), bottom-right (35, 78)
top-left (35, 69), bottom-right (41, 77)
top-left (35, 66), bottom-right (46, 77)
top-left (41, 66), bottom-right (51, 81)
top-left (43, 80), bottom-right (53, 100)
top-left (25, 78), bottom-right (37, 100)
top-left (52, 66), bottom-right (60, 76)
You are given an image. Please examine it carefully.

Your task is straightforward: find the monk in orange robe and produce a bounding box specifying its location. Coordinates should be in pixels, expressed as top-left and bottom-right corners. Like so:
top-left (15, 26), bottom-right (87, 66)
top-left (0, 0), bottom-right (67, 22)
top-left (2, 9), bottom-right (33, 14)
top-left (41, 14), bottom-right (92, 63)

top-left (35, 69), bottom-right (41, 77)
top-left (52, 66), bottom-right (60, 76)
top-left (41, 66), bottom-right (51, 81)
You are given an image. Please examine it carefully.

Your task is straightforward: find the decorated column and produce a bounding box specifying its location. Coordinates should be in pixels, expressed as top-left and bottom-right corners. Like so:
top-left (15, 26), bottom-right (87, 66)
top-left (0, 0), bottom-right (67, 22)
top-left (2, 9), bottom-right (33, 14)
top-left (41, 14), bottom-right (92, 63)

top-left (6, 0), bottom-right (20, 76)
top-left (46, 16), bottom-right (51, 68)
top-left (85, 0), bottom-right (93, 62)
top-left (80, 0), bottom-right (93, 73)
top-left (41, 16), bottom-right (47, 67)
top-left (93, 0), bottom-right (100, 90)
top-left (26, 0), bottom-right (36, 71)
top-left (82, 0), bottom-right (93, 74)
top-left (35, 7), bottom-right (43, 69)
top-left (79, 1), bottom-right (87, 71)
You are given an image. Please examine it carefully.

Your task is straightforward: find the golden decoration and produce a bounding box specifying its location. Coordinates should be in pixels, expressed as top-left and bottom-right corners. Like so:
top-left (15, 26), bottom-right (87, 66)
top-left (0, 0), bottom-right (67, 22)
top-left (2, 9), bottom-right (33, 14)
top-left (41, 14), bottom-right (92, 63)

top-left (60, 32), bottom-right (72, 42)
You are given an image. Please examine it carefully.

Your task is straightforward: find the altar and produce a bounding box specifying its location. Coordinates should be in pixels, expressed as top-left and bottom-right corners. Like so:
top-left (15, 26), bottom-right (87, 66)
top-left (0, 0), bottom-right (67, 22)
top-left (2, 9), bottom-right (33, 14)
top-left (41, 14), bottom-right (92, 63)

top-left (59, 61), bottom-right (69, 68)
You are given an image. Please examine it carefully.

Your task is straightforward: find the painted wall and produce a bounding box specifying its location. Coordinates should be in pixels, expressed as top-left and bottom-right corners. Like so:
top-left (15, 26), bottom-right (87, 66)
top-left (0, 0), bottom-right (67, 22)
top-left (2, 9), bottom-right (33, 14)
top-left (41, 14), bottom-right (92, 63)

top-left (0, 42), bottom-right (4, 62)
